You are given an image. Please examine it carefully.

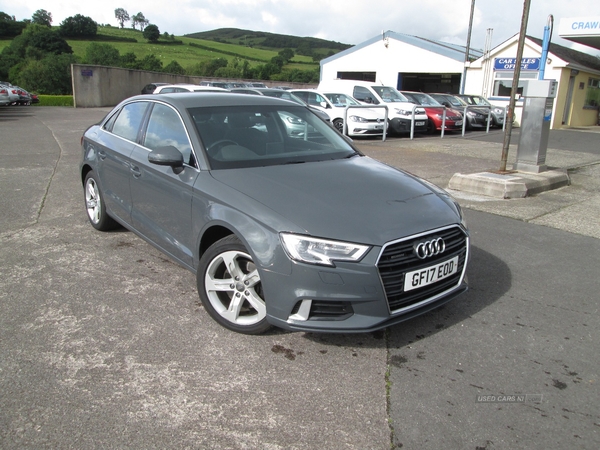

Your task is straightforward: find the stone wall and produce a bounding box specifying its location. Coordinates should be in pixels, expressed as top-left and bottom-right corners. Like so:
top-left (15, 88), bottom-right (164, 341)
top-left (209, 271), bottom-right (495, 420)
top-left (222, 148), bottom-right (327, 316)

top-left (71, 64), bottom-right (316, 108)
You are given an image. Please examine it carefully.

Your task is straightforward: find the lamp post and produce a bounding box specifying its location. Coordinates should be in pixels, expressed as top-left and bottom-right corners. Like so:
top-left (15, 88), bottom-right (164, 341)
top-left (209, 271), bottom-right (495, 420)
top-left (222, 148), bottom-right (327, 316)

top-left (460, 0), bottom-right (476, 95)
top-left (500, 0), bottom-right (531, 172)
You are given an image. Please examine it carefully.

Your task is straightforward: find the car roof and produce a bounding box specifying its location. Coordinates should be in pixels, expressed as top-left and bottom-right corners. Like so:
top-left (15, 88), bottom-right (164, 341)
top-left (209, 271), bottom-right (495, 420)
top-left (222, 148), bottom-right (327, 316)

top-left (155, 84), bottom-right (228, 92)
top-left (129, 92), bottom-right (297, 109)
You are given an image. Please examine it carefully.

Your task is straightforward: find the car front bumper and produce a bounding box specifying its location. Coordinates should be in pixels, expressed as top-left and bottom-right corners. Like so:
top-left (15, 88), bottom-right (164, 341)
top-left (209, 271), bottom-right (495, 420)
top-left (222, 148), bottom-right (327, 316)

top-left (263, 224), bottom-right (469, 332)
top-left (389, 117), bottom-right (428, 134)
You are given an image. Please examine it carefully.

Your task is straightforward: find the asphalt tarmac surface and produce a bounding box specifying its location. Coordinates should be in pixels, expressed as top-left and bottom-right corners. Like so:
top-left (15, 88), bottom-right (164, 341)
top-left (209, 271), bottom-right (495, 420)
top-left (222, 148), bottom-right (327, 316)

top-left (1, 106), bottom-right (598, 449)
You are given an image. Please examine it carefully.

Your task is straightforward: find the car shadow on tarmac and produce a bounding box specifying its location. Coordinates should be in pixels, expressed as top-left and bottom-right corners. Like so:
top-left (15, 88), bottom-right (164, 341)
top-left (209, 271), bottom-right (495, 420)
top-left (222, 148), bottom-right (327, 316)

top-left (386, 245), bottom-right (510, 347)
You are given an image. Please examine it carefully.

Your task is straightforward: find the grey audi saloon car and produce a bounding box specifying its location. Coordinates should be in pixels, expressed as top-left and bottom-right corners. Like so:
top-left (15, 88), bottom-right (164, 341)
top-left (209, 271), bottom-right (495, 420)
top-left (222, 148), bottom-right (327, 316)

top-left (80, 93), bottom-right (469, 334)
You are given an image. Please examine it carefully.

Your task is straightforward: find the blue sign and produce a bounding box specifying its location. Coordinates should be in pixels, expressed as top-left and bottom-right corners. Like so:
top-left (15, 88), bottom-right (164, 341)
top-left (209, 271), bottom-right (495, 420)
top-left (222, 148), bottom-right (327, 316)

top-left (494, 58), bottom-right (540, 71)
top-left (81, 69), bottom-right (93, 77)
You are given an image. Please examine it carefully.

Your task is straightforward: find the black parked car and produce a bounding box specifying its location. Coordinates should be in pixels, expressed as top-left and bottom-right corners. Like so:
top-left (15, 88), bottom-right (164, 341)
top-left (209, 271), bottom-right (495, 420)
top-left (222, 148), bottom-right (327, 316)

top-left (141, 82), bottom-right (169, 94)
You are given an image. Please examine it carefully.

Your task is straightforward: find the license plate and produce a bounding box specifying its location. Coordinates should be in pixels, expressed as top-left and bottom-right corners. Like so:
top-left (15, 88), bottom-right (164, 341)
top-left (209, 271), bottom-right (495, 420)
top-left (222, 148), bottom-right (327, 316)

top-left (374, 125), bottom-right (383, 129)
top-left (404, 256), bottom-right (459, 292)
top-left (415, 121), bottom-right (425, 126)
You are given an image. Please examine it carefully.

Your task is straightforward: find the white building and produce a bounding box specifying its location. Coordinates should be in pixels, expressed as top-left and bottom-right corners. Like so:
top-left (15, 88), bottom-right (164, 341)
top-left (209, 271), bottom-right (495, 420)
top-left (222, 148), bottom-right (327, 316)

top-left (320, 31), bottom-right (482, 94)
top-left (465, 33), bottom-right (600, 128)
top-left (320, 20), bottom-right (600, 129)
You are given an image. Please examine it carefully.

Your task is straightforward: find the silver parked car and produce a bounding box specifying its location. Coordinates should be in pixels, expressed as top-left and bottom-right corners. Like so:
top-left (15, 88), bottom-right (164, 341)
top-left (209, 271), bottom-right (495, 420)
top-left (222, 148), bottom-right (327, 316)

top-left (80, 93), bottom-right (469, 334)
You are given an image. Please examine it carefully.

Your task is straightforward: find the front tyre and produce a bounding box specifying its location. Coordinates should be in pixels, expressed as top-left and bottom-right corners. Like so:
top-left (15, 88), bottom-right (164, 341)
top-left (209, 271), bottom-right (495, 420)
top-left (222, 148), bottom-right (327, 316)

top-left (197, 235), bottom-right (271, 334)
top-left (333, 118), bottom-right (345, 134)
top-left (84, 171), bottom-right (118, 231)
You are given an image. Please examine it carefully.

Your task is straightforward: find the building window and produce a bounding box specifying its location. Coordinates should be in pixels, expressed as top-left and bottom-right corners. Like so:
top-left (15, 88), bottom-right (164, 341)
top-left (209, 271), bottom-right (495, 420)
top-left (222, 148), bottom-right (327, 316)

top-left (492, 71), bottom-right (537, 97)
top-left (585, 77), bottom-right (600, 108)
top-left (336, 71), bottom-right (376, 82)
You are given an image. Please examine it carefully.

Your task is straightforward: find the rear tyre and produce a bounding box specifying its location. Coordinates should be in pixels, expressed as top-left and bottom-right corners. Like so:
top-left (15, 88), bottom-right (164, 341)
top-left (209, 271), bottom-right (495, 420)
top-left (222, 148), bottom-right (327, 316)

top-left (84, 171), bottom-right (118, 231)
top-left (197, 235), bottom-right (271, 334)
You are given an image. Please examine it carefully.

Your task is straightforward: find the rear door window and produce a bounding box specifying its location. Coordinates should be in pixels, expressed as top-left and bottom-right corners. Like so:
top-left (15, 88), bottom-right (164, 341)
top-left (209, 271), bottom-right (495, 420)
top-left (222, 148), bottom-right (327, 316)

top-left (110, 102), bottom-right (148, 142)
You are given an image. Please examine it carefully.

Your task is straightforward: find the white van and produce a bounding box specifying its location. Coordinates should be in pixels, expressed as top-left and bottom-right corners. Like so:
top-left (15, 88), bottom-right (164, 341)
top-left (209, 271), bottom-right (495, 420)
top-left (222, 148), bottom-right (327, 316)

top-left (317, 80), bottom-right (428, 135)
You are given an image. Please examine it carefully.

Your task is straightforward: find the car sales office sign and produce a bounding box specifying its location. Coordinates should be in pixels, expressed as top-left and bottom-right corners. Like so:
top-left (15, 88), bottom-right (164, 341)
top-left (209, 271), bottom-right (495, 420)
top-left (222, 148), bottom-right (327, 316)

top-left (494, 58), bottom-right (540, 71)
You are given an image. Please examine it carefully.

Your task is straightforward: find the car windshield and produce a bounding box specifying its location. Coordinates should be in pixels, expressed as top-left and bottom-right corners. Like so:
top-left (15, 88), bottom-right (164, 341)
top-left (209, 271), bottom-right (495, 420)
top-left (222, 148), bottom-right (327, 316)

top-left (433, 95), bottom-right (464, 107)
top-left (189, 105), bottom-right (358, 170)
top-left (404, 92), bottom-right (441, 106)
top-left (471, 96), bottom-right (492, 106)
top-left (449, 96), bottom-right (467, 107)
top-left (324, 93), bottom-right (361, 107)
top-left (371, 86), bottom-right (409, 103)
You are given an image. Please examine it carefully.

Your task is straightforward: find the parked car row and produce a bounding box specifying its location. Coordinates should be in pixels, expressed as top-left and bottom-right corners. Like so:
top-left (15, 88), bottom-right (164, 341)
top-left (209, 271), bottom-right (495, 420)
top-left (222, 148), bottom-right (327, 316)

top-left (429, 93), bottom-right (493, 130)
top-left (0, 82), bottom-right (38, 106)
top-left (400, 91), bottom-right (464, 133)
top-left (139, 81), bottom-right (504, 138)
top-left (140, 81), bottom-right (268, 95)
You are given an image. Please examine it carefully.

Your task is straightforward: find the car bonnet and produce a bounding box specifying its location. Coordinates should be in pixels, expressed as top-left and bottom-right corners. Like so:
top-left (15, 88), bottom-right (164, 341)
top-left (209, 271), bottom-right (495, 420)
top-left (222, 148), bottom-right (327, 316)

top-left (209, 156), bottom-right (461, 246)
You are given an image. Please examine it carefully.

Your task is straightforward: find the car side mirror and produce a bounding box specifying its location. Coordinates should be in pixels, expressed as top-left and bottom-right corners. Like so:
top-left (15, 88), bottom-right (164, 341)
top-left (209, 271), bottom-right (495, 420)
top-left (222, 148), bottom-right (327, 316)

top-left (148, 146), bottom-right (184, 173)
top-left (320, 101), bottom-right (329, 109)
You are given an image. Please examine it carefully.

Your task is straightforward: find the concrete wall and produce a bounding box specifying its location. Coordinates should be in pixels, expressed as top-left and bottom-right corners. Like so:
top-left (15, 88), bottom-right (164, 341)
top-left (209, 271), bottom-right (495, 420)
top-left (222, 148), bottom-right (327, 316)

top-left (71, 64), bottom-right (316, 108)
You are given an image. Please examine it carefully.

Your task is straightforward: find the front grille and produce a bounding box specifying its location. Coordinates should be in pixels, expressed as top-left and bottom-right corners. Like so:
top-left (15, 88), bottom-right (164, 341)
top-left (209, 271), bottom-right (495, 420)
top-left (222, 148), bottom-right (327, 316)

top-left (377, 225), bottom-right (468, 312)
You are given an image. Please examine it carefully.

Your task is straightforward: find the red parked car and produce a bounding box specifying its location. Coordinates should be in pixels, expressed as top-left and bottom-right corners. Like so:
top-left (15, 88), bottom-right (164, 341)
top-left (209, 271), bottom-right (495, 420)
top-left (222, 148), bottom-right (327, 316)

top-left (401, 91), bottom-right (463, 133)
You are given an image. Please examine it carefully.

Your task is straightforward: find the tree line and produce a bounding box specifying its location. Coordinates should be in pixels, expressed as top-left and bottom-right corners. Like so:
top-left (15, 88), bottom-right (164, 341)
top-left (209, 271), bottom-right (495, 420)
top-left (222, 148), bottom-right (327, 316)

top-left (0, 9), bottom-right (318, 95)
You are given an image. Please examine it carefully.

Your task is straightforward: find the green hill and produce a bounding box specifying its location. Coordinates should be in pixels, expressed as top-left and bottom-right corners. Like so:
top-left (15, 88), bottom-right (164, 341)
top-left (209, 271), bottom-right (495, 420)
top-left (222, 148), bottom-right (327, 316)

top-left (67, 26), bottom-right (307, 68)
top-left (185, 27), bottom-right (351, 58)
top-left (1, 24), bottom-right (349, 71)
top-left (0, 24), bottom-right (350, 94)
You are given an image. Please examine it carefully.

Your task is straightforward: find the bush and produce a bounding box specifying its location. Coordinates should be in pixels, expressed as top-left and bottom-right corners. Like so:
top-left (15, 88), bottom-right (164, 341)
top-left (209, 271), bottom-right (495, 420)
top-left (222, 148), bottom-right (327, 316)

top-left (35, 95), bottom-right (74, 106)
top-left (60, 14), bottom-right (98, 38)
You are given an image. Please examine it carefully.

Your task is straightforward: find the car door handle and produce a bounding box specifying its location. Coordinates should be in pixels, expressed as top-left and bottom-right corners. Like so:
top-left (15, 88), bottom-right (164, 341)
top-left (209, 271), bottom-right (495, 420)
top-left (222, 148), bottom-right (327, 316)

top-left (98, 150), bottom-right (106, 160)
top-left (130, 166), bottom-right (141, 178)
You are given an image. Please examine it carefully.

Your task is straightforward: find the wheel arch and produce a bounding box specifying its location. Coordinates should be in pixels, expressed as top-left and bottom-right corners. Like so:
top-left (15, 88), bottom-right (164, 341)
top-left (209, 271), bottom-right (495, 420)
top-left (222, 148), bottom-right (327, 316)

top-left (199, 225), bottom-right (235, 257)
top-left (195, 214), bottom-right (291, 276)
top-left (81, 163), bottom-right (93, 185)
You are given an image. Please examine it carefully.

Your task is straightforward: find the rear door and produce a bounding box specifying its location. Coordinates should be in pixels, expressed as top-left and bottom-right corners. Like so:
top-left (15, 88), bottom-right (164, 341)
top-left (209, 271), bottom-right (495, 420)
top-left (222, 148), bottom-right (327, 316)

top-left (95, 101), bottom-right (149, 225)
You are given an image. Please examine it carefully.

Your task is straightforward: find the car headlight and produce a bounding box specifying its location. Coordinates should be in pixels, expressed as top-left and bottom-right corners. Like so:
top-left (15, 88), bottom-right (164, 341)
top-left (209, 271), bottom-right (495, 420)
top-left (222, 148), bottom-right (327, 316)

top-left (394, 108), bottom-right (412, 116)
top-left (280, 233), bottom-right (371, 266)
top-left (286, 116), bottom-right (304, 125)
top-left (349, 115), bottom-right (368, 123)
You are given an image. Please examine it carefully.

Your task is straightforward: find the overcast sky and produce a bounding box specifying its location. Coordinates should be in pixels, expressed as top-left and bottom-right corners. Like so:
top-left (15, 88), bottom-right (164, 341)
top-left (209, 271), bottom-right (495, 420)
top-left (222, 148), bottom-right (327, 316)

top-left (1, 0), bottom-right (598, 55)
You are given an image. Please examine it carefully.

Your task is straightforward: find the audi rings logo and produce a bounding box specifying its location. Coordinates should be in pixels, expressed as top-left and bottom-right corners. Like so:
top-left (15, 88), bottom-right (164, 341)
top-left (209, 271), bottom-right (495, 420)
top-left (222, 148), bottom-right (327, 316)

top-left (414, 238), bottom-right (446, 259)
